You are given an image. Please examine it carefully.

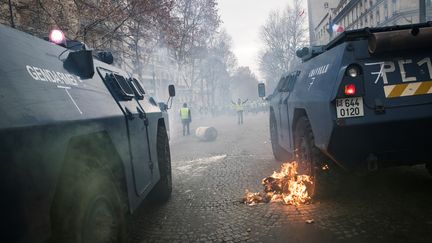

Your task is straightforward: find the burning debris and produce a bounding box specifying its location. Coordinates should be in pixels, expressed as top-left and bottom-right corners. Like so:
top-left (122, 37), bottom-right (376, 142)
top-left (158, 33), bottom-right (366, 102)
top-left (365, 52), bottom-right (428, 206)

top-left (322, 164), bottom-right (329, 171)
top-left (305, 219), bottom-right (314, 224)
top-left (243, 161), bottom-right (313, 206)
top-left (242, 191), bottom-right (270, 206)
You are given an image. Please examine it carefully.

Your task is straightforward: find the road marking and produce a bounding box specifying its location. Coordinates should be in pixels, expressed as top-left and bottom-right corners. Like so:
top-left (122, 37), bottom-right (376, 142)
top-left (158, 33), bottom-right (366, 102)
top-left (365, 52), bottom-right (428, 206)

top-left (175, 155), bottom-right (227, 177)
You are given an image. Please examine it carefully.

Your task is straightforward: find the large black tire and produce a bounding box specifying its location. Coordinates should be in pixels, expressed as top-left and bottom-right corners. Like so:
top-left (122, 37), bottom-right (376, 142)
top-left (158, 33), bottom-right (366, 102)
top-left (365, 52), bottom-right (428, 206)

top-left (270, 112), bottom-right (291, 162)
top-left (294, 116), bottom-right (341, 198)
top-left (426, 163), bottom-right (432, 176)
top-left (51, 159), bottom-right (126, 243)
top-left (147, 125), bottom-right (172, 204)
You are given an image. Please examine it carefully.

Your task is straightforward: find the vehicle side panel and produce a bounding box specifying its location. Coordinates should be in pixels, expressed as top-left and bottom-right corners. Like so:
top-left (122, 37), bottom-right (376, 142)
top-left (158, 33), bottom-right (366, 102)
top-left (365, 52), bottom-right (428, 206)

top-left (0, 25), bottom-right (165, 242)
top-left (285, 44), bottom-right (346, 153)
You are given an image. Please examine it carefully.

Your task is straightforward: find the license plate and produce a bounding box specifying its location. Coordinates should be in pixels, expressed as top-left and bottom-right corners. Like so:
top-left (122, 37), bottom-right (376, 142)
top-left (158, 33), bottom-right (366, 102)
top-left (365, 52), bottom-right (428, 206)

top-left (336, 97), bottom-right (364, 118)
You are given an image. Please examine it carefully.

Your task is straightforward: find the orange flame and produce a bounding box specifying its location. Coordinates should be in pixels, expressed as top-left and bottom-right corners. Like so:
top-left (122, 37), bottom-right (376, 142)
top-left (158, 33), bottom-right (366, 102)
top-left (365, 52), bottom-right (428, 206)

top-left (243, 161), bottom-right (313, 206)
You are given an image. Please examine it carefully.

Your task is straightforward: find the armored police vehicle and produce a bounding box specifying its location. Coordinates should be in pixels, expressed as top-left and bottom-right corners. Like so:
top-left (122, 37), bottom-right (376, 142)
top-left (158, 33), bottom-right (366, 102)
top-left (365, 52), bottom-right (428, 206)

top-left (259, 23), bottom-right (432, 197)
top-left (0, 24), bottom-right (175, 242)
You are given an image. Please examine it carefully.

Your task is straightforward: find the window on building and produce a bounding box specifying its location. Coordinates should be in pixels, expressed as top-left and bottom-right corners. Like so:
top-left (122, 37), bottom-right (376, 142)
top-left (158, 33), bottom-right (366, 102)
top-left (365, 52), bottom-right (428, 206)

top-left (427, 0), bottom-right (432, 21)
top-left (369, 0), bottom-right (373, 8)
top-left (392, 0), bottom-right (397, 13)
top-left (324, 2), bottom-right (329, 8)
top-left (376, 9), bottom-right (380, 23)
top-left (385, 2), bottom-right (389, 19)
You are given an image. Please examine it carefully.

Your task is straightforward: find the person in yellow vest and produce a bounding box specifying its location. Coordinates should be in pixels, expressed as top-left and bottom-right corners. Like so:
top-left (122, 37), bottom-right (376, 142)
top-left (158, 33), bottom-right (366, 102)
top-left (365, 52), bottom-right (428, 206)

top-left (231, 98), bottom-right (248, 125)
top-left (180, 103), bottom-right (192, 136)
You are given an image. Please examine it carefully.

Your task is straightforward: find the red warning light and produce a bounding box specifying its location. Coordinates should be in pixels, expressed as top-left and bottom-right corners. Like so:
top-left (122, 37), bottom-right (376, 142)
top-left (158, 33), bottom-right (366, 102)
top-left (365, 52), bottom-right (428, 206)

top-left (49, 29), bottom-right (65, 45)
top-left (344, 84), bottom-right (356, 96)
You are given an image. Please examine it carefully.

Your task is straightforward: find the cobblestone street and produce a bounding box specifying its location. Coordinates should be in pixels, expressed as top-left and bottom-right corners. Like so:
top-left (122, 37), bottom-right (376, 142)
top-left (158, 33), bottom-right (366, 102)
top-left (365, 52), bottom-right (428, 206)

top-left (128, 112), bottom-right (432, 243)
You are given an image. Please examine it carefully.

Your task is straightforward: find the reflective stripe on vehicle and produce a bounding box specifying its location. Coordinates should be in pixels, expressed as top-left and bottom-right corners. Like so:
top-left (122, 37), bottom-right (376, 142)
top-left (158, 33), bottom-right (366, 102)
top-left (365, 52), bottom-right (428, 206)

top-left (383, 80), bottom-right (432, 98)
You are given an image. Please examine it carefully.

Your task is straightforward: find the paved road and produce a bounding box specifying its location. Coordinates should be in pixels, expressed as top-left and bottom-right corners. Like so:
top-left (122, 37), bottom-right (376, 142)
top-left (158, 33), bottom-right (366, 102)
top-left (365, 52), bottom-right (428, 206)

top-left (129, 112), bottom-right (432, 243)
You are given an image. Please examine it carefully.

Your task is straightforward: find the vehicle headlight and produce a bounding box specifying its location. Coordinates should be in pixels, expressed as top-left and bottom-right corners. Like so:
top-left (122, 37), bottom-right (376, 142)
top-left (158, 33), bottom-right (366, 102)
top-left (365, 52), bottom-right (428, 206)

top-left (347, 66), bottom-right (359, 78)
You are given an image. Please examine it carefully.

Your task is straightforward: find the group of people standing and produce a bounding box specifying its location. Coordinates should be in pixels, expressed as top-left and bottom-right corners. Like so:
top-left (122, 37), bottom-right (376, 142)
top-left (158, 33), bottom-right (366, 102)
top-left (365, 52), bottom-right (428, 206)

top-left (178, 98), bottom-right (251, 136)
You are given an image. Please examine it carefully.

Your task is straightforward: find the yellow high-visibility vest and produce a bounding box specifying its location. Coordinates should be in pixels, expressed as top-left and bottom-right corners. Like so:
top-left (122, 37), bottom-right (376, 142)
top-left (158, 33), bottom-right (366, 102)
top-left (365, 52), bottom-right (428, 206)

top-left (235, 104), bottom-right (244, 111)
top-left (180, 107), bottom-right (189, 119)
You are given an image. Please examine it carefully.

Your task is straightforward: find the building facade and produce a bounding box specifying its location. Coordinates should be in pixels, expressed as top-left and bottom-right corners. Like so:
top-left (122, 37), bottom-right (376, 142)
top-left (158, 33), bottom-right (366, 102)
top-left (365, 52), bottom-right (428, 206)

top-left (307, 0), bottom-right (340, 45)
top-left (308, 0), bottom-right (432, 45)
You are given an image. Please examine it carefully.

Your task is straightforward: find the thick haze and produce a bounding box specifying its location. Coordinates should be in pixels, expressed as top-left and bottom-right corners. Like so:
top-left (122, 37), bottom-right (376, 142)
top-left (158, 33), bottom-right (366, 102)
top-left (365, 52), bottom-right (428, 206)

top-left (218, 0), bottom-right (295, 80)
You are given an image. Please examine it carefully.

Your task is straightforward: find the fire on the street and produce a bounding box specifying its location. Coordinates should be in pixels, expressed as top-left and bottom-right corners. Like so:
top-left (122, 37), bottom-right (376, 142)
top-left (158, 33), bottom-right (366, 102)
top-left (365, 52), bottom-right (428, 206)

top-left (243, 161), bottom-right (313, 206)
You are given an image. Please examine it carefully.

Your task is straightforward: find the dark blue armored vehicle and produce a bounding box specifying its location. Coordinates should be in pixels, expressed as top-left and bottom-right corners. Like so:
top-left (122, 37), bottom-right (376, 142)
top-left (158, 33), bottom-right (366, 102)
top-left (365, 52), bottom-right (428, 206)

top-left (0, 24), bottom-right (175, 242)
top-left (259, 23), bottom-right (432, 197)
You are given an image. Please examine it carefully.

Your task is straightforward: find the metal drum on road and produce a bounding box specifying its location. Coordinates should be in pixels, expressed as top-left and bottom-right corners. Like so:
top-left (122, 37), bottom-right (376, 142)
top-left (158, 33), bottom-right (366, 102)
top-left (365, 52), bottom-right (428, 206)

top-left (195, 127), bottom-right (218, 141)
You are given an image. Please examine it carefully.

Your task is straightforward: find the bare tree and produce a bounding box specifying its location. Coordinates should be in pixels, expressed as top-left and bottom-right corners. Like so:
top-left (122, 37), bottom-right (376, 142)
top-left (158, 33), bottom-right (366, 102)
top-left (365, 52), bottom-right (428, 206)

top-left (167, 0), bottom-right (220, 90)
top-left (259, 0), bottom-right (308, 90)
top-left (169, 0), bottom-right (219, 63)
top-left (0, 0), bottom-right (238, 108)
top-left (0, 1), bottom-right (176, 66)
top-left (121, 0), bottom-right (175, 76)
top-left (230, 66), bottom-right (259, 101)
top-left (199, 29), bottom-right (237, 107)
top-left (0, 0), bottom-right (132, 47)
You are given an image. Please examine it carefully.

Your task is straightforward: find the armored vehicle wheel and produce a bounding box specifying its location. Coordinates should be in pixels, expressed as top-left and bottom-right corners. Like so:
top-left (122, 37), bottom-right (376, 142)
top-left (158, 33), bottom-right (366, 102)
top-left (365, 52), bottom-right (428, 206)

top-left (294, 117), bottom-right (341, 198)
top-left (51, 162), bottom-right (126, 243)
top-left (270, 113), bottom-right (291, 162)
top-left (426, 163), bottom-right (432, 176)
top-left (147, 125), bottom-right (172, 204)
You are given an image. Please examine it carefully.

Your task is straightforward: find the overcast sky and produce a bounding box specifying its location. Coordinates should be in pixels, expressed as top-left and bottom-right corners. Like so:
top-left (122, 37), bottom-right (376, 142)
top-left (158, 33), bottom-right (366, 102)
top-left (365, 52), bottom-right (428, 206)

top-left (217, 0), bottom-right (291, 80)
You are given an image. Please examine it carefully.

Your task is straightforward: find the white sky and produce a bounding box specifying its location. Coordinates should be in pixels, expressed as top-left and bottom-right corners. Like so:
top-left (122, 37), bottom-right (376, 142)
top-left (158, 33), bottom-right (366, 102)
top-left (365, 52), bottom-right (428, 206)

top-left (217, 0), bottom-right (293, 80)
